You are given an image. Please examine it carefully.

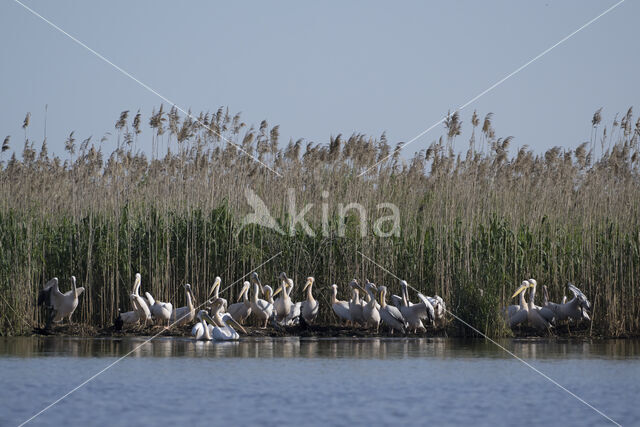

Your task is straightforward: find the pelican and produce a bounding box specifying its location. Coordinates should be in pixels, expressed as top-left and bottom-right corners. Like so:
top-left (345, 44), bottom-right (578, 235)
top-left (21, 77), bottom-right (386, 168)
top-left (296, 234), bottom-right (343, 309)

top-left (227, 281), bottom-right (252, 324)
top-left (301, 277), bottom-right (319, 324)
top-left (208, 277), bottom-right (227, 312)
top-left (362, 282), bottom-right (381, 332)
top-left (426, 295), bottom-right (446, 326)
top-left (286, 278), bottom-right (303, 326)
top-left (130, 273), bottom-right (152, 325)
top-left (115, 277), bottom-right (145, 327)
top-left (506, 281), bottom-right (530, 328)
top-left (330, 284), bottom-right (351, 324)
top-left (526, 280), bottom-right (552, 331)
top-left (398, 280), bottom-right (434, 332)
top-left (273, 272), bottom-right (292, 323)
top-left (191, 310), bottom-right (212, 341)
top-left (145, 291), bottom-right (173, 327)
top-left (544, 283), bottom-right (591, 322)
top-left (348, 280), bottom-right (365, 325)
top-left (38, 276), bottom-right (85, 325)
top-left (209, 299), bottom-right (247, 340)
top-left (116, 295), bottom-right (141, 326)
top-left (250, 273), bottom-right (273, 328)
top-left (527, 279), bottom-right (556, 324)
top-left (276, 278), bottom-right (301, 325)
top-left (378, 285), bottom-right (406, 334)
top-left (171, 283), bottom-right (196, 326)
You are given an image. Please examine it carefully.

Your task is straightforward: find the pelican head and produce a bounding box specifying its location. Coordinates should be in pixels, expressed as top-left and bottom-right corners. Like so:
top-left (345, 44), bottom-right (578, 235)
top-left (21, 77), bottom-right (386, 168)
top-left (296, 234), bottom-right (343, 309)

top-left (196, 309), bottom-right (208, 321)
top-left (250, 272), bottom-right (264, 293)
top-left (208, 277), bottom-right (222, 298)
top-left (378, 285), bottom-right (388, 304)
top-left (365, 281), bottom-right (378, 297)
top-left (400, 280), bottom-right (409, 289)
top-left (279, 272), bottom-right (288, 282)
top-left (263, 285), bottom-right (273, 299)
top-left (238, 281), bottom-right (251, 301)
top-left (511, 280), bottom-right (532, 299)
top-left (303, 277), bottom-right (315, 292)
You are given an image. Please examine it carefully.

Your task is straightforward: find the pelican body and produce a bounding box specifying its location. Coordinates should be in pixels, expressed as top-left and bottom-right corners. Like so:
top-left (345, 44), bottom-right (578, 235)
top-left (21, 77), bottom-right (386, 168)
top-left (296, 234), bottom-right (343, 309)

top-left (145, 291), bottom-right (173, 326)
top-left (362, 282), bottom-right (381, 332)
top-left (273, 272), bottom-right (292, 323)
top-left (330, 284), bottom-right (351, 324)
top-left (228, 281), bottom-right (252, 324)
top-left (250, 273), bottom-right (273, 328)
top-left (301, 277), bottom-right (319, 324)
top-left (171, 283), bottom-right (196, 326)
top-left (38, 276), bottom-right (85, 326)
top-left (378, 286), bottom-right (406, 334)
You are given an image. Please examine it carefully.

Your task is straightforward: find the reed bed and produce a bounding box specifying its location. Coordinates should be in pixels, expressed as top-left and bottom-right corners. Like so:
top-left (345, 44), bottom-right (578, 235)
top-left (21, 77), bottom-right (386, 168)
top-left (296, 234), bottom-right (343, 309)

top-left (1, 107), bottom-right (639, 337)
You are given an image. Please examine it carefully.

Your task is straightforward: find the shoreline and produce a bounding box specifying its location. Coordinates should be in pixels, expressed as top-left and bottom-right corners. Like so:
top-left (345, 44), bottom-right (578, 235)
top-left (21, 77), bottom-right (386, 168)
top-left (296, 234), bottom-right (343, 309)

top-left (13, 322), bottom-right (635, 340)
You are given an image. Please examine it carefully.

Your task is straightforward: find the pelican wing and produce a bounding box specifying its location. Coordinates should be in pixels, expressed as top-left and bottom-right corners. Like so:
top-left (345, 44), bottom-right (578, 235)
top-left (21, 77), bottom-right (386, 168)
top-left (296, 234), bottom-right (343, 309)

top-left (567, 283), bottom-right (591, 309)
top-left (416, 293), bottom-right (436, 322)
top-left (386, 305), bottom-right (405, 324)
top-left (390, 294), bottom-right (404, 309)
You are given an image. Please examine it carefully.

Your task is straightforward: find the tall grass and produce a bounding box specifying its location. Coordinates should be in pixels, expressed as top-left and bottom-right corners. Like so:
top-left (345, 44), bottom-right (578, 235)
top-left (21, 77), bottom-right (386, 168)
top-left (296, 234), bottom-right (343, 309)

top-left (1, 107), bottom-right (638, 336)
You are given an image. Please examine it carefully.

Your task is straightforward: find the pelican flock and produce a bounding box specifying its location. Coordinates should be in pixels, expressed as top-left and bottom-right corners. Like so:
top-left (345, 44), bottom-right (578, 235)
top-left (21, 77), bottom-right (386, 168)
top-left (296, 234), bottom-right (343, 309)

top-left (505, 279), bottom-right (591, 331)
top-left (36, 268), bottom-right (592, 339)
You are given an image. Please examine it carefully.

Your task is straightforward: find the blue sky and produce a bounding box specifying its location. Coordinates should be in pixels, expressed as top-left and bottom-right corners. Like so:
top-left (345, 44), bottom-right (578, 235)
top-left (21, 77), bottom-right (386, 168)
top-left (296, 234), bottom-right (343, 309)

top-left (1, 0), bottom-right (637, 160)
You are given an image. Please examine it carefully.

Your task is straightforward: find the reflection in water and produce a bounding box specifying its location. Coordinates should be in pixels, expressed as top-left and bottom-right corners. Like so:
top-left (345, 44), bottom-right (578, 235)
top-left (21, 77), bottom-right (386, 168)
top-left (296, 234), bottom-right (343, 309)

top-left (2, 336), bottom-right (639, 359)
top-left (1, 336), bottom-right (639, 427)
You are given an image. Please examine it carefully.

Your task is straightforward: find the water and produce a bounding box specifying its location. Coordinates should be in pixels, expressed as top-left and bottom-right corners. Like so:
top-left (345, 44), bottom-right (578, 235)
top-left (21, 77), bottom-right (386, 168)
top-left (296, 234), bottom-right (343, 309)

top-left (0, 337), bottom-right (638, 426)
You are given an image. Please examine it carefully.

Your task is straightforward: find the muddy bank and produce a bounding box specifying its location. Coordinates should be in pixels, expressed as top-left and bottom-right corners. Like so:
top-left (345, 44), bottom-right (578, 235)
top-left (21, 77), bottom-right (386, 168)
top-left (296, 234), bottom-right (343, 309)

top-left (23, 320), bottom-right (622, 339)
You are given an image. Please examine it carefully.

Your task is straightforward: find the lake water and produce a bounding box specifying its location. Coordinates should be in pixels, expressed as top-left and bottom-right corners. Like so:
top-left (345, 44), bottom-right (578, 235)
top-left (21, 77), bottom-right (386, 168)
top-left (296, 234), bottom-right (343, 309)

top-left (0, 337), bottom-right (638, 426)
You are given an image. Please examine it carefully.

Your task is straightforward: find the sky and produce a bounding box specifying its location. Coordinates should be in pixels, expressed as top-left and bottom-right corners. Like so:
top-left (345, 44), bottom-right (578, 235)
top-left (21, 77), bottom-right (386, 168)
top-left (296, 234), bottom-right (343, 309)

top-left (0, 0), bottom-right (638, 161)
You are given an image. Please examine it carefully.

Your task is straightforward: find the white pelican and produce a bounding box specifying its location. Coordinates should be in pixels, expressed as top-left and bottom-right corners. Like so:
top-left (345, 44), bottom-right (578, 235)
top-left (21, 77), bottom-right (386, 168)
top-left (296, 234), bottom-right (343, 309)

top-left (506, 281), bottom-right (530, 328)
top-left (273, 272), bottom-right (292, 323)
top-left (398, 280), bottom-right (434, 332)
top-left (171, 283), bottom-right (196, 326)
top-left (544, 283), bottom-right (591, 322)
top-left (527, 279), bottom-right (555, 324)
top-left (526, 280), bottom-right (552, 330)
top-left (38, 276), bottom-right (85, 324)
top-left (117, 295), bottom-right (141, 325)
top-left (276, 278), bottom-right (301, 325)
top-left (378, 285), bottom-right (406, 334)
top-left (425, 294), bottom-right (446, 326)
top-left (208, 277), bottom-right (228, 312)
top-left (362, 282), bottom-right (380, 332)
top-left (286, 278), bottom-right (302, 325)
top-left (115, 277), bottom-right (145, 328)
top-left (348, 280), bottom-right (365, 325)
top-left (330, 284), bottom-right (351, 324)
top-left (191, 310), bottom-right (212, 341)
top-left (250, 273), bottom-right (273, 328)
top-left (131, 273), bottom-right (152, 325)
top-left (301, 277), bottom-right (319, 324)
top-left (209, 299), bottom-right (247, 340)
top-left (227, 281), bottom-right (252, 324)
top-left (145, 291), bottom-right (173, 327)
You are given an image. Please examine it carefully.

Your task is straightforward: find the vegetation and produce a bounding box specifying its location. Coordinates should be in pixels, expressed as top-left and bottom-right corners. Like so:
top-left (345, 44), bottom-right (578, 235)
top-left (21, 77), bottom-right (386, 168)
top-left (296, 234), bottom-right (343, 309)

top-left (1, 106), bottom-right (639, 337)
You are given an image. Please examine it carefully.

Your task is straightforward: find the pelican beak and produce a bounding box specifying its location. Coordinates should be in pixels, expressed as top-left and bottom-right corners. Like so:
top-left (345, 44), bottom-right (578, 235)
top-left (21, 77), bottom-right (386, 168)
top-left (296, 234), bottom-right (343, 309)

top-left (511, 283), bottom-right (529, 299)
top-left (273, 286), bottom-right (282, 297)
top-left (202, 312), bottom-right (216, 325)
top-left (302, 278), bottom-right (313, 292)
top-left (228, 317), bottom-right (246, 334)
